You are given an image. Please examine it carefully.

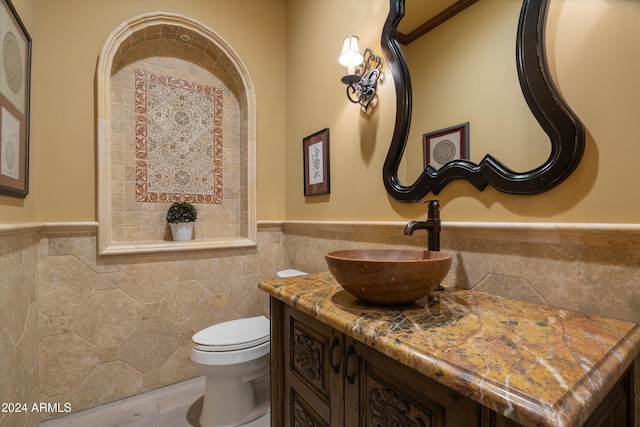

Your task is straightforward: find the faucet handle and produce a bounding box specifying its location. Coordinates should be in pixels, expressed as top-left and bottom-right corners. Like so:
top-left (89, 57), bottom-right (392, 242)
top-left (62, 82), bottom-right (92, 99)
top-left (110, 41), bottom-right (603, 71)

top-left (427, 200), bottom-right (440, 220)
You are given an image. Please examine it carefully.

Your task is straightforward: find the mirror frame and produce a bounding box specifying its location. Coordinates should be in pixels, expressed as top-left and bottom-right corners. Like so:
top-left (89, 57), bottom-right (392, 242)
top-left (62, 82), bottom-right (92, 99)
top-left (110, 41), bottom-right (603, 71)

top-left (382, 0), bottom-right (585, 201)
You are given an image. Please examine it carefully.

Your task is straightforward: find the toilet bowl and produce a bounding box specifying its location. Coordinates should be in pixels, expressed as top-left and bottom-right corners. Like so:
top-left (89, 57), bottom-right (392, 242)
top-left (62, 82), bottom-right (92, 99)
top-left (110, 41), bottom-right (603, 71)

top-left (191, 316), bottom-right (271, 427)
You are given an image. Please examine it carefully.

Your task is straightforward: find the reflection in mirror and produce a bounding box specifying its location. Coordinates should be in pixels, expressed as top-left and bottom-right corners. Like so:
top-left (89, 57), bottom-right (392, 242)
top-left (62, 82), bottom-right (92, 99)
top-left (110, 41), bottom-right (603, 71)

top-left (402, 1), bottom-right (549, 183)
top-left (382, 0), bottom-right (585, 200)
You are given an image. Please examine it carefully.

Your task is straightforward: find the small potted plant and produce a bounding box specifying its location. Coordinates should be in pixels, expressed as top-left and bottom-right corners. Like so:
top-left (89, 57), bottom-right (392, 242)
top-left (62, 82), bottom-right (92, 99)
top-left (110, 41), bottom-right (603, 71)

top-left (166, 201), bottom-right (198, 241)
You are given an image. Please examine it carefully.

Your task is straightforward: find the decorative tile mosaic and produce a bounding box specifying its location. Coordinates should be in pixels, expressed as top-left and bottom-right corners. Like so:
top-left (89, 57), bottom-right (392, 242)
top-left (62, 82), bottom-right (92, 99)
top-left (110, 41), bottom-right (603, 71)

top-left (134, 69), bottom-right (223, 204)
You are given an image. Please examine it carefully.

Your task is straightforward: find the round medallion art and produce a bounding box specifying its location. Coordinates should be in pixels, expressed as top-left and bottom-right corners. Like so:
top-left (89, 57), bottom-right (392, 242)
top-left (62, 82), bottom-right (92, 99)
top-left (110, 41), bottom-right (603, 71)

top-left (3, 138), bottom-right (16, 170)
top-left (3, 31), bottom-right (23, 94)
top-left (432, 139), bottom-right (456, 164)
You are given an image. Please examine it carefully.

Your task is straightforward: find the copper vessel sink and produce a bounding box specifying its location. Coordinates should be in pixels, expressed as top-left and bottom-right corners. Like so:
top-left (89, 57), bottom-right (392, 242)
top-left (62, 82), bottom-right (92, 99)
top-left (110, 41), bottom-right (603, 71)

top-left (325, 249), bottom-right (452, 305)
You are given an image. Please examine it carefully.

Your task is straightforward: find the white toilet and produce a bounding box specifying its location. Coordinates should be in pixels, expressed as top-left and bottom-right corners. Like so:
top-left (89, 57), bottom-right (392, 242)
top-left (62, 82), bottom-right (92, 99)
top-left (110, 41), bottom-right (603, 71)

top-left (191, 316), bottom-right (271, 427)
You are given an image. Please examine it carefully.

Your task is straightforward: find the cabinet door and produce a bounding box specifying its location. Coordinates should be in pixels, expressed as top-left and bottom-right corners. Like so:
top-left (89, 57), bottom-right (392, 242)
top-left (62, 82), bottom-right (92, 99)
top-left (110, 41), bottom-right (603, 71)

top-left (344, 338), bottom-right (481, 427)
top-left (283, 305), bottom-right (344, 427)
top-left (582, 364), bottom-right (633, 427)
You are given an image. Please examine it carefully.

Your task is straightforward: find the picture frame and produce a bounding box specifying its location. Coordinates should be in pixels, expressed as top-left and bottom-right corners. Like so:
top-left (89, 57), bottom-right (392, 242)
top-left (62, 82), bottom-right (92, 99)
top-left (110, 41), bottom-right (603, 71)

top-left (303, 128), bottom-right (330, 196)
top-left (424, 122), bottom-right (469, 170)
top-left (0, 0), bottom-right (31, 198)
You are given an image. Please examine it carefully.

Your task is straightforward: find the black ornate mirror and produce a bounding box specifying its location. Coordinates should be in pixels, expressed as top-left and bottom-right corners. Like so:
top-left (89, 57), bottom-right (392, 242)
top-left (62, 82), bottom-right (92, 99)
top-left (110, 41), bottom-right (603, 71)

top-left (382, 0), bottom-right (585, 201)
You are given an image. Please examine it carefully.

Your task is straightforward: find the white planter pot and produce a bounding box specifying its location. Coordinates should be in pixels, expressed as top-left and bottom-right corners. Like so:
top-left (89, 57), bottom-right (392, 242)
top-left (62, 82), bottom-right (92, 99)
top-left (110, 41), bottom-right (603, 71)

top-left (170, 222), bottom-right (194, 241)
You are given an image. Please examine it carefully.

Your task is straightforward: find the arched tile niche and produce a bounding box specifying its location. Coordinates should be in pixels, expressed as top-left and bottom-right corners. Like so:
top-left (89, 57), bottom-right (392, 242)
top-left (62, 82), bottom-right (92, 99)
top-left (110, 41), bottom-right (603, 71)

top-left (97, 12), bottom-right (256, 255)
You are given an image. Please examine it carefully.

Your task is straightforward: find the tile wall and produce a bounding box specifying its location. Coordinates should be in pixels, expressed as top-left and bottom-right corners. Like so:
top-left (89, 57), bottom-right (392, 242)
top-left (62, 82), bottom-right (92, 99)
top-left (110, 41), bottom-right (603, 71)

top-left (0, 228), bottom-right (41, 427)
top-left (283, 221), bottom-right (640, 324)
top-left (0, 221), bottom-right (638, 426)
top-left (0, 223), bottom-right (285, 426)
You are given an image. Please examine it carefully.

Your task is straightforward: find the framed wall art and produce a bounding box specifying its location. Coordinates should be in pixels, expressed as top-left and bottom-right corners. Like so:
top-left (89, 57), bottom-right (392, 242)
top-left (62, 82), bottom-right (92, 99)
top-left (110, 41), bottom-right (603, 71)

top-left (423, 122), bottom-right (469, 170)
top-left (0, 0), bottom-right (31, 198)
top-left (303, 128), bottom-right (330, 196)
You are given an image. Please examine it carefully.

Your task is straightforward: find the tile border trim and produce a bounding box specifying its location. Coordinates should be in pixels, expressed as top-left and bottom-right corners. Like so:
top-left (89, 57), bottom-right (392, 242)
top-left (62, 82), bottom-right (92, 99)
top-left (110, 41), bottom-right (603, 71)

top-left (1, 221), bottom-right (639, 248)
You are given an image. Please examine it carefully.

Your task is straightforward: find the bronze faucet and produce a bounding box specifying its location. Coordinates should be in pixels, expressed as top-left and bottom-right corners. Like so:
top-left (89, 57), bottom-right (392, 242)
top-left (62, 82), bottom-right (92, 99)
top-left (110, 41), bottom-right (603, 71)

top-left (404, 200), bottom-right (444, 291)
top-left (404, 200), bottom-right (441, 251)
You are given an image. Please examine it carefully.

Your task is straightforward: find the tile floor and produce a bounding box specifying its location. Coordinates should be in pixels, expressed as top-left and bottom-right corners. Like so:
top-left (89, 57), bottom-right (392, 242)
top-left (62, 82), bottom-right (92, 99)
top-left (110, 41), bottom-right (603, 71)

top-left (39, 377), bottom-right (270, 427)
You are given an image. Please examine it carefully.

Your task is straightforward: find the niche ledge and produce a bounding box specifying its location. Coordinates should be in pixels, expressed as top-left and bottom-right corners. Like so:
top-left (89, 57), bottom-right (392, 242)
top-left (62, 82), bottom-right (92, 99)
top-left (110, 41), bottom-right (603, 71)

top-left (99, 237), bottom-right (257, 256)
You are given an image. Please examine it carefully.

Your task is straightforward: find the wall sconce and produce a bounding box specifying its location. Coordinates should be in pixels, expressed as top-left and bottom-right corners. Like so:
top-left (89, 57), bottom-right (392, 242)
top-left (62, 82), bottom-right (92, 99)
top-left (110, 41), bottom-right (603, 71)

top-left (339, 36), bottom-right (381, 111)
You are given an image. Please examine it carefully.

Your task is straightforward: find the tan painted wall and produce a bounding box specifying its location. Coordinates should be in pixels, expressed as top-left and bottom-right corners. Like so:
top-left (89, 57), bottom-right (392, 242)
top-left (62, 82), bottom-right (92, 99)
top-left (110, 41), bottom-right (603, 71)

top-left (0, 0), bottom-right (36, 222)
top-left (0, 0), bottom-right (286, 223)
top-left (284, 0), bottom-right (640, 223)
top-left (2, 0), bottom-right (639, 224)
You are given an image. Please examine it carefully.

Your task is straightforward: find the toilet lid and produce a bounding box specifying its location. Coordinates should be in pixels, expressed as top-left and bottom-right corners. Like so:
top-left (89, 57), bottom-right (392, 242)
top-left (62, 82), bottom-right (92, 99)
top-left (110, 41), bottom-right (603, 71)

top-left (192, 316), bottom-right (270, 351)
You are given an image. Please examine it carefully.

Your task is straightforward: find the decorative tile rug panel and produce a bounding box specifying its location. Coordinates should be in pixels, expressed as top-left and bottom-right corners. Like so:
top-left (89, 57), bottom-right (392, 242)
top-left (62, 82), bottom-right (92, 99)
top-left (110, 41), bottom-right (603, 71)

top-left (134, 69), bottom-right (223, 203)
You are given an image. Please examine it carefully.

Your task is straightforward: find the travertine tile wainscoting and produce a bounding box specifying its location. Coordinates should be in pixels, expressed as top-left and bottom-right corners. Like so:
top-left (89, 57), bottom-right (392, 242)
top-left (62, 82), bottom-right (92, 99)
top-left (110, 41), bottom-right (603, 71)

top-left (0, 229), bottom-right (40, 427)
top-left (0, 223), bottom-right (285, 427)
top-left (0, 221), bottom-right (638, 426)
top-left (284, 221), bottom-right (640, 324)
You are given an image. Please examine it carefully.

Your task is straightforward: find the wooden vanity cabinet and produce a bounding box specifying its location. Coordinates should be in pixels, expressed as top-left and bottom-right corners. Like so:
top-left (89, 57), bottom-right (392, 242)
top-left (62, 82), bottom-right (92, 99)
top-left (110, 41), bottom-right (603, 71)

top-left (270, 298), bottom-right (634, 427)
top-left (271, 299), bottom-right (482, 426)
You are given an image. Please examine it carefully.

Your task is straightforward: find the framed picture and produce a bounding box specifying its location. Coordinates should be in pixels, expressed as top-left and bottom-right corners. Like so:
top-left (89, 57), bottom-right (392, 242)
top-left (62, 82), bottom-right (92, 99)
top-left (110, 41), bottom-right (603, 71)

top-left (0, 0), bottom-right (31, 198)
top-left (303, 128), bottom-right (330, 196)
top-left (424, 122), bottom-right (469, 170)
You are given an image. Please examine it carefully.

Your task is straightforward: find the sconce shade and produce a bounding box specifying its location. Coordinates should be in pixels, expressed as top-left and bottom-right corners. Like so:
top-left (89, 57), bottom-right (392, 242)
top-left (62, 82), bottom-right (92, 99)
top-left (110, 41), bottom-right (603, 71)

top-left (339, 36), bottom-right (364, 67)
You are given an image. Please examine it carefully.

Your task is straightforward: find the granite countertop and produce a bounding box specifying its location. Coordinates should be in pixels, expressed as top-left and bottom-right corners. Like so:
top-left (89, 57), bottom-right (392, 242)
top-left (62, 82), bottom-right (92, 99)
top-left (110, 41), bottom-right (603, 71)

top-left (259, 272), bottom-right (640, 427)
